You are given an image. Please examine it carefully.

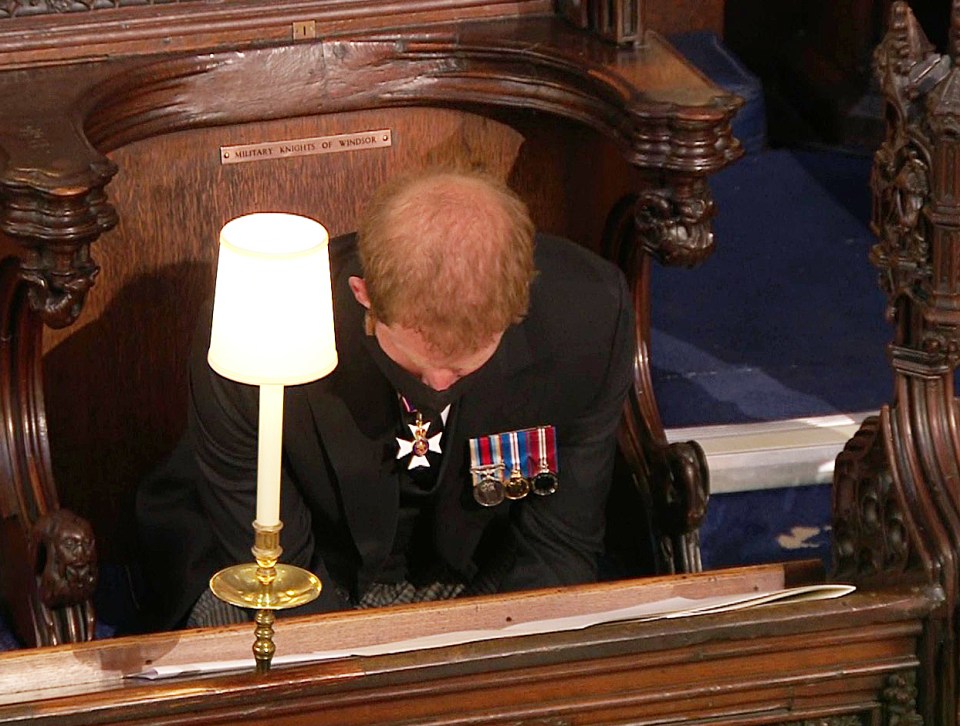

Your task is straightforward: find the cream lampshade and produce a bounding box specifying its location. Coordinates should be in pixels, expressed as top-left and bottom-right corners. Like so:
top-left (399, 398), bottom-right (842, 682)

top-left (208, 212), bottom-right (338, 528)
top-left (208, 212), bottom-right (338, 386)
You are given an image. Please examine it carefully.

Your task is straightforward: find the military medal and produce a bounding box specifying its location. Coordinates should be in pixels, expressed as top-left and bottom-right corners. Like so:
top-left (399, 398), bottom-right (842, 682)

top-left (468, 436), bottom-right (505, 507)
top-left (529, 425), bottom-right (559, 496)
top-left (395, 398), bottom-right (449, 470)
top-left (468, 425), bottom-right (558, 506)
top-left (502, 430), bottom-right (530, 500)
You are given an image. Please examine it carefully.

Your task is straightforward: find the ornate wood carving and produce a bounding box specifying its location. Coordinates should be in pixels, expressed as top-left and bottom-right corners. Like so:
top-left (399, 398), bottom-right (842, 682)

top-left (882, 671), bottom-right (924, 726)
top-left (12, 199), bottom-right (113, 331)
top-left (635, 180), bottom-right (716, 267)
top-left (780, 716), bottom-right (863, 726)
top-left (834, 416), bottom-right (916, 583)
top-left (30, 509), bottom-right (97, 646)
top-left (832, 2), bottom-right (960, 723)
top-left (604, 192), bottom-right (710, 574)
top-left (0, 0), bottom-right (191, 18)
top-left (0, 69), bottom-right (119, 328)
top-left (0, 259), bottom-right (96, 647)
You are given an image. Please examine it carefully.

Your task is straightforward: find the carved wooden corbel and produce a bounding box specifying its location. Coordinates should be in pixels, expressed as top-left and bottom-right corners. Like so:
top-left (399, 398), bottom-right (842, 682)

top-left (0, 79), bottom-right (119, 328)
top-left (9, 187), bottom-right (110, 330)
top-left (635, 180), bottom-right (716, 268)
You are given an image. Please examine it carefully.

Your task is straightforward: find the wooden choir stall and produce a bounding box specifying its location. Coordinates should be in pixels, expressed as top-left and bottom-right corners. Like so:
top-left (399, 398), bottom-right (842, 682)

top-left (0, 0), bottom-right (955, 723)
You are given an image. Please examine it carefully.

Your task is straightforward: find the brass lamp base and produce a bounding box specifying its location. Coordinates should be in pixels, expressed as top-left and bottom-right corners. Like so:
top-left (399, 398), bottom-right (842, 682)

top-left (209, 522), bottom-right (321, 673)
top-left (210, 563), bottom-right (322, 611)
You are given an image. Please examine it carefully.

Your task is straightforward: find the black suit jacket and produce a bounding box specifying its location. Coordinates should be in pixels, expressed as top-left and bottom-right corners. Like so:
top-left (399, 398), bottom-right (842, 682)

top-left (136, 233), bottom-right (635, 629)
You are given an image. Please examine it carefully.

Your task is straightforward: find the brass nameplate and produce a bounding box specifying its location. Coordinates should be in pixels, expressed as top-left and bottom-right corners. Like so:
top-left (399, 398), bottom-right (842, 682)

top-left (220, 130), bottom-right (392, 165)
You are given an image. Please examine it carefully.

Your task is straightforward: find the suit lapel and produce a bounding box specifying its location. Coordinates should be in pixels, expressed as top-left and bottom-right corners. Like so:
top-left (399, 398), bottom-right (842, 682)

top-left (304, 376), bottom-right (397, 579)
top-left (306, 240), bottom-right (400, 580)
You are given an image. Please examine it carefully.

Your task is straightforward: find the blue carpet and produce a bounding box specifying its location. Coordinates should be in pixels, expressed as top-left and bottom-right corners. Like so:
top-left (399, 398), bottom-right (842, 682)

top-left (651, 148), bottom-right (888, 428)
top-left (652, 148), bottom-right (877, 573)
top-left (701, 484), bottom-right (833, 571)
top-left (650, 147), bottom-right (875, 574)
top-left (652, 33), bottom-right (879, 576)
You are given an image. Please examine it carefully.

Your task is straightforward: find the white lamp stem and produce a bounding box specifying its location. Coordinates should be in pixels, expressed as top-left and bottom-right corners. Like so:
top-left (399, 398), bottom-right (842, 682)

top-left (256, 383), bottom-right (285, 528)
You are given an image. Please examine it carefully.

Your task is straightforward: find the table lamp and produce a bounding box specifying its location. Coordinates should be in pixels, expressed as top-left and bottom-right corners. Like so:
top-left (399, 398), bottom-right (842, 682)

top-left (205, 212), bottom-right (338, 673)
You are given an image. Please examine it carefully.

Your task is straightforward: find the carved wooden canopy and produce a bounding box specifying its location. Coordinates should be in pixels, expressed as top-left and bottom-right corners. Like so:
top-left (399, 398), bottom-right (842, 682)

top-left (0, 0), bottom-right (740, 329)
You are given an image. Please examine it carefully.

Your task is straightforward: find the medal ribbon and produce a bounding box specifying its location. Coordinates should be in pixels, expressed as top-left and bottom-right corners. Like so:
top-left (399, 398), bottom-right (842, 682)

top-left (469, 437), bottom-right (481, 471)
top-left (499, 431), bottom-right (521, 475)
top-left (530, 425), bottom-right (558, 474)
top-left (516, 430), bottom-right (530, 477)
top-left (470, 433), bottom-right (502, 472)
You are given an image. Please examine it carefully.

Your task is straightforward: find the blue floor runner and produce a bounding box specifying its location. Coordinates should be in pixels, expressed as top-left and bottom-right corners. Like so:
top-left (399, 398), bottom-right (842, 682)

top-left (701, 483), bottom-right (833, 570)
top-left (651, 148), bottom-right (890, 428)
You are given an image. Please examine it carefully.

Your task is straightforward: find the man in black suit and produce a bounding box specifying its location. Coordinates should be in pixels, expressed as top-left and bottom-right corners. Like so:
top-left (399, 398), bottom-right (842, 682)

top-left (137, 169), bottom-right (635, 629)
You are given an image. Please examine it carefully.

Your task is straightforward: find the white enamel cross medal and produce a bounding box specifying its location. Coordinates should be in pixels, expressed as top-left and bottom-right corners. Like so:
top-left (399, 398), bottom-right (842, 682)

top-left (396, 404), bottom-right (451, 469)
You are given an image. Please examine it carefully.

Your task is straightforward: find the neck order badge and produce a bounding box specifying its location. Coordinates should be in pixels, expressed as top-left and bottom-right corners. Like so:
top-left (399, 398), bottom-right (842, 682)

top-left (396, 397), bottom-right (451, 470)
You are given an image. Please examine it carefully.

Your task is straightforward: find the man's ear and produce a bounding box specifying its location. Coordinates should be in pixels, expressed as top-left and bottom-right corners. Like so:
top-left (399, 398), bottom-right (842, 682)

top-left (348, 276), bottom-right (371, 309)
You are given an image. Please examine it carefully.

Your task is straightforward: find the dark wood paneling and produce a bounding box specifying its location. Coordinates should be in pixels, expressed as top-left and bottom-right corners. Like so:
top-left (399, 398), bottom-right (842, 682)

top-left (40, 105), bottom-right (635, 565)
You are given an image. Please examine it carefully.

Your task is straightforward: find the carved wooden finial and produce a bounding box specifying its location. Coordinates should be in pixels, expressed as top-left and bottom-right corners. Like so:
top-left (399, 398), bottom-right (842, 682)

top-left (874, 0), bottom-right (948, 122)
top-left (877, 1), bottom-right (934, 79)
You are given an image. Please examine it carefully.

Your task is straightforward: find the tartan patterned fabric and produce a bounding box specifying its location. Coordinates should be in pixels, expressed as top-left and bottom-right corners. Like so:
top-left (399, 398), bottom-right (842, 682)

top-left (186, 589), bottom-right (251, 628)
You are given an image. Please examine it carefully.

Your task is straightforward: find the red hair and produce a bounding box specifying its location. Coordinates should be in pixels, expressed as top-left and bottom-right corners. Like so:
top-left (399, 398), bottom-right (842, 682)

top-left (357, 168), bottom-right (536, 356)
